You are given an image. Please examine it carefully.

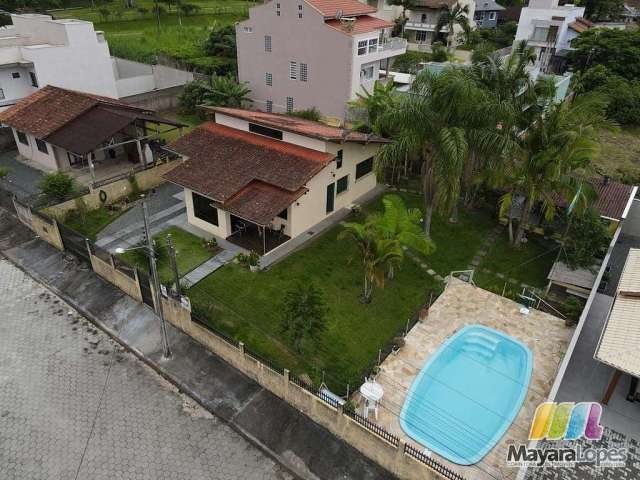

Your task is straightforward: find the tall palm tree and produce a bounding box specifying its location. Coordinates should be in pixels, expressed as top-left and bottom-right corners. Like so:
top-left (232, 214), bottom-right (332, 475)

top-left (499, 94), bottom-right (610, 247)
top-left (436, 2), bottom-right (470, 52)
top-left (348, 80), bottom-right (398, 135)
top-left (390, 0), bottom-right (416, 36)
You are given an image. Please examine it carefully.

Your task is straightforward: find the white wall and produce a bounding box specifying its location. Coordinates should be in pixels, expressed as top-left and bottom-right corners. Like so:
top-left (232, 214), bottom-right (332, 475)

top-left (0, 65), bottom-right (37, 108)
top-left (514, 3), bottom-right (585, 54)
top-left (12, 129), bottom-right (60, 171)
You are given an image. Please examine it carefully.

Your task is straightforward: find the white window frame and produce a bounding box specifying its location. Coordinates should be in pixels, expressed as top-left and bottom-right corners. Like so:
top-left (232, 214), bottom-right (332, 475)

top-left (489, 11), bottom-right (496, 20)
top-left (300, 63), bottom-right (308, 82)
top-left (243, 26), bottom-right (253, 33)
top-left (289, 61), bottom-right (297, 80)
top-left (368, 38), bottom-right (378, 53)
top-left (360, 65), bottom-right (374, 81)
top-left (357, 40), bottom-right (368, 56)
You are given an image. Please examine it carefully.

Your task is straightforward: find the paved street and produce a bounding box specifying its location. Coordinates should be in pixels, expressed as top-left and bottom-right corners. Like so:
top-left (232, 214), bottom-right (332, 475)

top-left (0, 259), bottom-right (292, 480)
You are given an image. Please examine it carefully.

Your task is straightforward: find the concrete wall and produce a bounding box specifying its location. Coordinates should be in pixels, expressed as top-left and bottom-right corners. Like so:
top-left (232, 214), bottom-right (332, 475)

top-left (90, 253), bottom-right (143, 303)
top-left (184, 188), bottom-right (232, 238)
top-left (44, 159), bottom-right (181, 218)
top-left (13, 129), bottom-right (60, 171)
top-left (31, 213), bottom-right (64, 250)
top-left (158, 294), bottom-right (443, 480)
top-left (0, 65), bottom-right (37, 109)
top-left (120, 84), bottom-right (187, 111)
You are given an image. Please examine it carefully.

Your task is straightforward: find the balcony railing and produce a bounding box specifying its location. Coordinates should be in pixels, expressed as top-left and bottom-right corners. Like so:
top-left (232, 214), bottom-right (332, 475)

top-left (380, 37), bottom-right (407, 52)
top-left (405, 21), bottom-right (448, 32)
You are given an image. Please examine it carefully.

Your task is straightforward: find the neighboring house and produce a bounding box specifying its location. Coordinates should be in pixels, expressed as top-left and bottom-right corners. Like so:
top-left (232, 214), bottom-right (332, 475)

top-left (163, 107), bottom-right (389, 256)
top-left (0, 85), bottom-right (183, 182)
top-left (0, 14), bottom-right (193, 111)
top-left (404, 0), bottom-right (475, 47)
top-left (513, 0), bottom-right (590, 73)
top-left (235, 0), bottom-right (407, 121)
top-left (623, 0), bottom-right (640, 23)
top-left (474, 0), bottom-right (505, 28)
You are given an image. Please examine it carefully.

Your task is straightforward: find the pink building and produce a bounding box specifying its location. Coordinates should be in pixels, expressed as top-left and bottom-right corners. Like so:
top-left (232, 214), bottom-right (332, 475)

top-left (236, 0), bottom-right (407, 121)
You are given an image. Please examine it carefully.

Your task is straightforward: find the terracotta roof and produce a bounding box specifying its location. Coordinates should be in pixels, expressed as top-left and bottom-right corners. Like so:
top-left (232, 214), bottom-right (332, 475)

top-left (551, 178), bottom-right (634, 221)
top-left (305, 0), bottom-right (376, 18)
top-left (0, 85), bottom-right (138, 139)
top-left (568, 17), bottom-right (593, 33)
top-left (208, 107), bottom-right (390, 144)
top-left (164, 122), bottom-right (335, 224)
top-left (325, 15), bottom-right (394, 35)
top-left (412, 0), bottom-right (455, 9)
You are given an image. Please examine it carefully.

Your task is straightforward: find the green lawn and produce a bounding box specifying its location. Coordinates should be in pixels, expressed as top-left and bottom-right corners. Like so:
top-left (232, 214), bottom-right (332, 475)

top-left (593, 126), bottom-right (640, 183)
top-left (187, 221), bottom-right (441, 393)
top-left (52, 0), bottom-right (248, 70)
top-left (64, 205), bottom-right (131, 241)
top-left (118, 226), bottom-right (216, 283)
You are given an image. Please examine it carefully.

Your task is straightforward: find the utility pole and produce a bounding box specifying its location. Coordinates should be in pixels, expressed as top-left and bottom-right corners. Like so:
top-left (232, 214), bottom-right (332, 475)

top-left (143, 201), bottom-right (171, 358)
top-left (166, 233), bottom-right (181, 297)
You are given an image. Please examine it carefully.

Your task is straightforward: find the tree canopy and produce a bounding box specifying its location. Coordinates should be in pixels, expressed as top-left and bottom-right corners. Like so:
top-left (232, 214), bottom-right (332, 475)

top-left (569, 29), bottom-right (640, 81)
top-left (577, 0), bottom-right (624, 20)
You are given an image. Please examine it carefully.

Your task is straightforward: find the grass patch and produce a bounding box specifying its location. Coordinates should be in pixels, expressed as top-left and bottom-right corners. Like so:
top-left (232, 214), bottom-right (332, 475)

top-left (118, 226), bottom-right (216, 284)
top-left (187, 220), bottom-right (441, 393)
top-left (64, 205), bottom-right (130, 241)
top-left (593, 126), bottom-right (640, 182)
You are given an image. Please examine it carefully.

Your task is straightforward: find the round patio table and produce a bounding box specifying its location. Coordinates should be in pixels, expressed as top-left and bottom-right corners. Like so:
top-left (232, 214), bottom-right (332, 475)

top-left (360, 381), bottom-right (384, 420)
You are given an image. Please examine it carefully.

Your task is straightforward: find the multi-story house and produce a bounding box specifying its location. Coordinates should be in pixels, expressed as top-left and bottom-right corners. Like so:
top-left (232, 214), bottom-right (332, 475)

top-left (0, 14), bottom-right (192, 111)
top-left (513, 0), bottom-right (590, 73)
top-left (235, 0), bottom-right (407, 120)
top-left (474, 0), bottom-right (505, 28)
top-left (403, 0), bottom-right (475, 47)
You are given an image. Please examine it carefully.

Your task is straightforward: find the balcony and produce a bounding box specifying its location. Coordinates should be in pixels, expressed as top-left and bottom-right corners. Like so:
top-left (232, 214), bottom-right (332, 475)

top-left (404, 21), bottom-right (448, 32)
top-left (380, 37), bottom-right (407, 52)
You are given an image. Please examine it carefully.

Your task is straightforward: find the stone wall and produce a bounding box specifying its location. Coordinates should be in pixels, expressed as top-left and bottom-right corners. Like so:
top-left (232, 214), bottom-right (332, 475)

top-left (90, 253), bottom-right (143, 303)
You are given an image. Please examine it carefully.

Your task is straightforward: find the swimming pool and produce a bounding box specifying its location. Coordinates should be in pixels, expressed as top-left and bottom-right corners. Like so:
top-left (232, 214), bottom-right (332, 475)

top-left (399, 324), bottom-right (532, 465)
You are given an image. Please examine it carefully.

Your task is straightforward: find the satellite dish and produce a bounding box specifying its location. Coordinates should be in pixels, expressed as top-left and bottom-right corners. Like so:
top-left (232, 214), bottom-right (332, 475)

top-left (336, 9), bottom-right (343, 19)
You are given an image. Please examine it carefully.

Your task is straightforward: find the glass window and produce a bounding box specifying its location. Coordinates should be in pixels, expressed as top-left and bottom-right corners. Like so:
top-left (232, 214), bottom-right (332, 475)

top-left (357, 40), bottom-right (367, 55)
top-left (356, 157), bottom-right (373, 179)
top-left (336, 149), bottom-right (343, 168)
top-left (0, 88), bottom-right (4, 100)
top-left (289, 61), bottom-right (297, 80)
top-left (266, 72), bottom-right (272, 86)
top-left (300, 63), bottom-right (308, 82)
top-left (192, 192), bottom-right (219, 226)
top-left (29, 71), bottom-right (38, 87)
top-left (249, 122), bottom-right (283, 139)
top-left (368, 38), bottom-right (378, 53)
top-left (16, 131), bottom-right (28, 145)
top-left (266, 100), bottom-right (273, 112)
top-left (489, 11), bottom-right (496, 20)
top-left (264, 35), bottom-right (272, 52)
top-left (286, 96), bottom-right (294, 113)
top-left (336, 175), bottom-right (349, 194)
top-left (243, 26), bottom-right (253, 33)
top-left (36, 139), bottom-right (48, 154)
top-left (11, 72), bottom-right (20, 79)
top-left (532, 27), bottom-right (549, 42)
top-left (277, 208), bottom-right (288, 220)
top-left (360, 65), bottom-right (374, 81)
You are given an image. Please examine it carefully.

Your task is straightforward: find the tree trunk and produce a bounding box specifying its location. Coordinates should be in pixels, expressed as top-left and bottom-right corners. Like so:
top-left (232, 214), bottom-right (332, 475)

top-left (508, 217), bottom-right (514, 244)
top-left (462, 152), bottom-right (476, 209)
top-left (514, 197), bottom-right (533, 248)
top-left (421, 152), bottom-right (436, 238)
top-left (449, 203), bottom-right (459, 224)
top-left (362, 273), bottom-right (372, 303)
top-left (387, 264), bottom-right (395, 280)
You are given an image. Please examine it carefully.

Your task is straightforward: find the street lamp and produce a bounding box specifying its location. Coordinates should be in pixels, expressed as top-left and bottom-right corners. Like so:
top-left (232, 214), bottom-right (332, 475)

top-left (115, 200), bottom-right (171, 359)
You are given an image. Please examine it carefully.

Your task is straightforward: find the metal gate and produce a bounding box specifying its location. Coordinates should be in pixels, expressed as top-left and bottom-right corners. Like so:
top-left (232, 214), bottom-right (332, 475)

top-left (137, 270), bottom-right (155, 308)
top-left (57, 222), bottom-right (90, 263)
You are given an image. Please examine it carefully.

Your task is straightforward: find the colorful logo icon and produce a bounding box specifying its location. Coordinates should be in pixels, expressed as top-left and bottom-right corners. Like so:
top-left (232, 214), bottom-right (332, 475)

top-left (529, 402), bottom-right (603, 441)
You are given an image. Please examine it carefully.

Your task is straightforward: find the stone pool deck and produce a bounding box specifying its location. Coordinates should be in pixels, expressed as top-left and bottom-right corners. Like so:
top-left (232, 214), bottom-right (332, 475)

top-left (360, 280), bottom-right (574, 480)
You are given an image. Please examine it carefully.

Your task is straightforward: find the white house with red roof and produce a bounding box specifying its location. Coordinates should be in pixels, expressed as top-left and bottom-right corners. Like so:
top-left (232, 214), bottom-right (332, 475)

top-left (164, 107), bottom-right (389, 255)
top-left (235, 0), bottom-right (407, 121)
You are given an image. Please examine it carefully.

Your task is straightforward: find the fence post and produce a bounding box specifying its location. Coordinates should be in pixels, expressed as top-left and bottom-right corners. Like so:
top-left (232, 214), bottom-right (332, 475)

top-left (84, 238), bottom-right (92, 259)
top-left (283, 368), bottom-right (290, 398)
top-left (239, 341), bottom-right (245, 357)
top-left (109, 254), bottom-right (116, 269)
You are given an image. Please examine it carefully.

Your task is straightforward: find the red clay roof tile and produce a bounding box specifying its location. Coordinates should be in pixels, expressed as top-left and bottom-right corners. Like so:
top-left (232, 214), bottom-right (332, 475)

top-left (325, 15), bottom-right (394, 35)
top-left (305, 0), bottom-right (377, 18)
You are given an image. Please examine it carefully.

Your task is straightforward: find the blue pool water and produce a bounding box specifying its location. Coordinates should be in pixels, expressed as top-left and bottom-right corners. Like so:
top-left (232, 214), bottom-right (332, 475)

top-left (399, 324), bottom-right (532, 465)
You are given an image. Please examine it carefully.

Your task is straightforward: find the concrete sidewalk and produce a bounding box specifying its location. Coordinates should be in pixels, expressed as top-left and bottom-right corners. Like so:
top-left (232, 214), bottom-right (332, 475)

top-left (0, 206), bottom-right (393, 480)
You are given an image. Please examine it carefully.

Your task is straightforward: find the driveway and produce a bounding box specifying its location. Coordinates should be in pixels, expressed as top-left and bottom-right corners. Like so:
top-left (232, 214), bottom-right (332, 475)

top-left (0, 149), bottom-right (44, 202)
top-left (0, 258), bottom-right (292, 480)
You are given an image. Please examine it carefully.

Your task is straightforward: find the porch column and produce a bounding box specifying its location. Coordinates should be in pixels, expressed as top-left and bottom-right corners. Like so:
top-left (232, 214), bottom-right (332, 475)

top-left (602, 369), bottom-right (622, 405)
top-left (262, 225), bottom-right (266, 256)
top-left (136, 139), bottom-right (145, 166)
top-left (87, 154), bottom-right (96, 184)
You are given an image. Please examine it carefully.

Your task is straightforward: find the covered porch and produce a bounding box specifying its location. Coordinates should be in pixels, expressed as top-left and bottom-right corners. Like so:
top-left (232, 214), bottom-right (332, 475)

top-left (226, 214), bottom-right (291, 255)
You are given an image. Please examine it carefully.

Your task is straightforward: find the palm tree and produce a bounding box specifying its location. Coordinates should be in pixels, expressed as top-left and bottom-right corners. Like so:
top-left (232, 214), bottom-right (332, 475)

top-left (436, 2), bottom-right (470, 52)
top-left (348, 80), bottom-right (398, 135)
top-left (204, 76), bottom-right (252, 108)
top-left (499, 94), bottom-right (610, 247)
top-left (367, 194), bottom-right (435, 278)
top-left (390, 0), bottom-right (416, 36)
top-left (338, 222), bottom-right (404, 303)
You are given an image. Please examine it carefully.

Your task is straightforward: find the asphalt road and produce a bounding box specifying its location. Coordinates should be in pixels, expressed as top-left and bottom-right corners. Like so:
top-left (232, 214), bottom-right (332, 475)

top-left (0, 258), bottom-right (292, 480)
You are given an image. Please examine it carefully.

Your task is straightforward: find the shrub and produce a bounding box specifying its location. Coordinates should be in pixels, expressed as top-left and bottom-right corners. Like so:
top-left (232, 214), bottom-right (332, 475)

top-left (280, 284), bottom-right (328, 353)
top-left (38, 172), bottom-right (76, 202)
top-left (178, 80), bottom-right (212, 113)
top-left (203, 25), bottom-right (236, 58)
top-left (431, 42), bottom-right (449, 62)
top-left (289, 107), bottom-right (322, 122)
top-left (563, 296), bottom-right (586, 324)
top-left (0, 166), bottom-right (9, 179)
top-left (390, 51), bottom-right (433, 74)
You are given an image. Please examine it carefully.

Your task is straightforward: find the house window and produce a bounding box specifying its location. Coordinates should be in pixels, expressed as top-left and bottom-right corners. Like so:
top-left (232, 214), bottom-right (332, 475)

top-left (277, 208), bottom-right (288, 220)
top-left (249, 122), bottom-right (283, 139)
top-left (421, 13), bottom-right (427, 22)
top-left (286, 96), bottom-right (294, 113)
top-left (489, 11), bottom-right (496, 20)
top-left (415, 31), bottom-right (427, 42)
top-left (300, 63), bottom-right (308, 82)
top-left (192, 192), bottom-right (219, 226)
top-left (266, 100), bottom-right (273, 112)
top-left (29, 72), bottom-right (38, 87)
top-left (355, 157), bottom-right (373, 179)
top-left (0, 88), bottom-right (4, 100)
top-left (336, 149), bottom-right (343, 168)
top-left (289, 61), bottom-right (297, 80)
top-left (243, 26), bottom-right (253, 33)
top-left (11, 72), bottom-right (20, 79)
top-left (336, 175), bottom-right (349, 194)
top-left (357, 40), bottom-right (368, 55)
top-left (266, 72), bottom-right (273, 86)
top-left (16, 131), bottom-right (28, 145)
top-left (532, 27), bottom-right (549, 42)
top-left (276, 3), bottom-right (280, 15)
top-left (277, 10), bottom-right (280, 16)
top-left (36, 139), bottom-right (48, 154)
top-left (360, 65), bottom-right (374, 81)
top-left (264, 35), bottom-right (272, 52)
top-left (368, 38), bottom-right (378, 53)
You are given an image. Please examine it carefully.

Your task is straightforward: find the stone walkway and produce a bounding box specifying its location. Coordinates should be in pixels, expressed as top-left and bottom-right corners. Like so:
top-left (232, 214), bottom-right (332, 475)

top-left (181, 249), bottom-right (237, 287)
